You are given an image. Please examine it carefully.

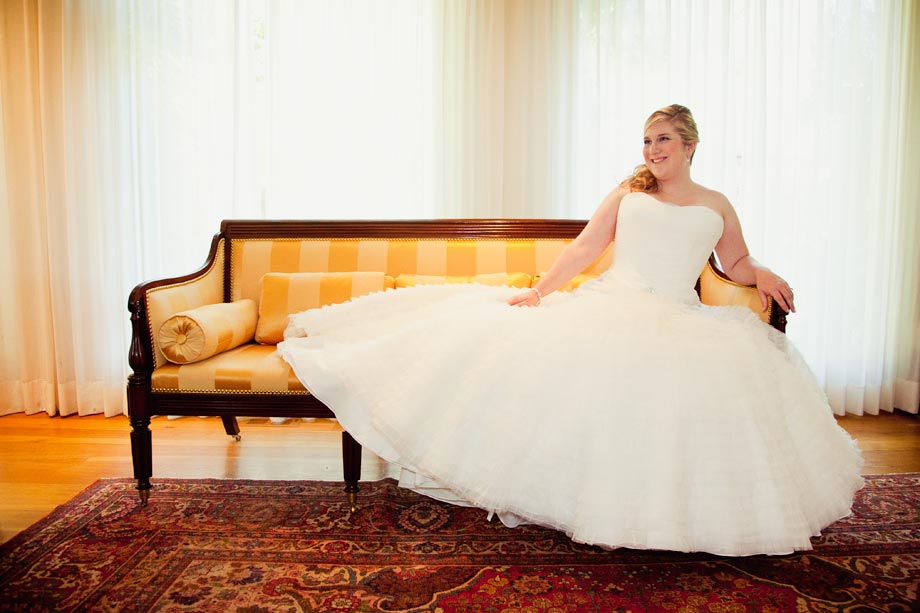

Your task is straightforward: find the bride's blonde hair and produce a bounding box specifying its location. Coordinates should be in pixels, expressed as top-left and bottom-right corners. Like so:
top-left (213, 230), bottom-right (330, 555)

top-left (622, 104), bottom-right (699, 193)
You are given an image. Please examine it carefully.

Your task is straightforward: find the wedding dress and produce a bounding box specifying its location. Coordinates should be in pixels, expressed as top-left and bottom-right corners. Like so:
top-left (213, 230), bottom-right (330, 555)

top-left (277, 191), bottom-right (864, 556)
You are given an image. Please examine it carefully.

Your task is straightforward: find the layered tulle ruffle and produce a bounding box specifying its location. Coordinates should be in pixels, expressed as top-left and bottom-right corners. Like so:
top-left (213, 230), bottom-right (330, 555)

top-left (278, 276), bottom-right (863, 556)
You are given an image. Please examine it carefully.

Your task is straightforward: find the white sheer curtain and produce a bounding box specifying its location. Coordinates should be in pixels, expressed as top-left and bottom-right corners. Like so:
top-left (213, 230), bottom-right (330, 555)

top-left (887, 0), bottom-right (920, 415)
top-left (0, 0), bottom-right (261, 416)
top-left (0, 0), bottom-right (131, 416)
top-left (0, 0), bottom-right (57, 415)
top-left (264, 0), bottom-right (436, 219)
top-left (0, 0), bottom-right (917, 419)
top-left (126, 0), bottom-right (263, 278)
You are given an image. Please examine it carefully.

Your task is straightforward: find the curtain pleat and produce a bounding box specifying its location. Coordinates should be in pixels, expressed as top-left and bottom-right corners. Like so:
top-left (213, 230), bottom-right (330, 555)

top-left (0, 0), bottom-right (57, 416)
top-left (0, 0), bottom-right (917, 418)
top-left (265, 0), bottom-right (435, 219)
top-left (887, 0), bottom-right (920, 415)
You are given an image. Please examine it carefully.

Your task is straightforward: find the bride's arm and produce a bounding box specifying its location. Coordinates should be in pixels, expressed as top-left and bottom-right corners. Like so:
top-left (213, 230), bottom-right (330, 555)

top-left (508, 187), bottom-right (628, 307)
top-left (714, 197), bottom-right (796, 314)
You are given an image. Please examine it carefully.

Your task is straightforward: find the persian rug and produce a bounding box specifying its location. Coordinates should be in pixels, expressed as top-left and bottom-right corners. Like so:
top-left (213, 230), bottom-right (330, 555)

top-left (0, 475), bottom-right (917, 612)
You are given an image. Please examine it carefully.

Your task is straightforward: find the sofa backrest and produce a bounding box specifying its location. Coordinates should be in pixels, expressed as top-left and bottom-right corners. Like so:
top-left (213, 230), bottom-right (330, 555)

top-left (220, 219), bottom-right (611, 305)
top-left (138, 220), bottom-right (612, 371)
top-left (229, 237), bottom-right (612, 303)
top-left (137, 219), bottom-right (779, 372)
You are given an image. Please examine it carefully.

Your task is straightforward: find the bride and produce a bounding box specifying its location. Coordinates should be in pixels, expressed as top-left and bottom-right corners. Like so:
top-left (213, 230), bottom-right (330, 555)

top-left (278, 104), bottom-right (864, 557)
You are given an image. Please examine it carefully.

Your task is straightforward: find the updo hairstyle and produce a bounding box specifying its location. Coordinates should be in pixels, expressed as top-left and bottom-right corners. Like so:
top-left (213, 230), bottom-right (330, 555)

top-left (622, 104), bottom-right (699, 193)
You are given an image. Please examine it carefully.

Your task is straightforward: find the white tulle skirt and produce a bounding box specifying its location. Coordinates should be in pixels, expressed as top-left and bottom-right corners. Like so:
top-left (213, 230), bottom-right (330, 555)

top-left (277, 274), bottom-right (863, 556)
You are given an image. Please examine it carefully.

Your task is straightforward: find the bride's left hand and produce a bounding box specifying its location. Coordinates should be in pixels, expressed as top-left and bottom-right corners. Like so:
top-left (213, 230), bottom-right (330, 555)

top-left (755, 269), bottom-right (795, 314)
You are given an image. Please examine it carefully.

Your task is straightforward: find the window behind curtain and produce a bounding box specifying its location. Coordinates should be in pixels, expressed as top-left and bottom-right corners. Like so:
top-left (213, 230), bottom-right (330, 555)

top-left (0, 0), bottom-right (915, 417)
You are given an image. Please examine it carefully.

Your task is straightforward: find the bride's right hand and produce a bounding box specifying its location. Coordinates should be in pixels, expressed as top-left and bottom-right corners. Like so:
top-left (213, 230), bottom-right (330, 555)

top-left (507, 289), bottom-right (540, 307)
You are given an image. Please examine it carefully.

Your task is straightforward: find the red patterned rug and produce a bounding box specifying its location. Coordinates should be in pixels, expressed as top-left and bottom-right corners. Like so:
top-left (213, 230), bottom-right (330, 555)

top-left (0, 475), bottom-right (917, 612)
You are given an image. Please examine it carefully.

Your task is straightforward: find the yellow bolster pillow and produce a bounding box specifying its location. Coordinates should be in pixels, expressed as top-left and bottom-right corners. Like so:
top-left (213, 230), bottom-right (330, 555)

top-left (395, 272), bottom-right (532, 288)
top-left (256, 272), bottom-right (395, 344)
top-left (158, 299), bottom-right (257, 364)
top-left (533, 273), bottom-right (599, 292)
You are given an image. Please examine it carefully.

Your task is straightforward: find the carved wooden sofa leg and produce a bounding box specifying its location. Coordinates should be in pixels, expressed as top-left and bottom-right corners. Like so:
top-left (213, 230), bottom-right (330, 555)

top-left (342, 431), bottom-right (362, 512)
top-left (221, 416), bottom-right (242, 441)
top-left (129, 415), bottom-right (152, 506)
top-left (127, 371), bottom-right (153, 506)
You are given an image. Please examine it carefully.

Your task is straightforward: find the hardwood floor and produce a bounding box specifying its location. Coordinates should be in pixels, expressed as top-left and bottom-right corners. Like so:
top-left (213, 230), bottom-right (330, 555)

top-left (0, 410), bottom-right (918, 544)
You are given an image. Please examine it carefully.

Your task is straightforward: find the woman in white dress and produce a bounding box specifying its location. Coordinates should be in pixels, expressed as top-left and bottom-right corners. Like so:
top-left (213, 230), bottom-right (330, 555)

top-left (278, 104), bottom-right (864, 557)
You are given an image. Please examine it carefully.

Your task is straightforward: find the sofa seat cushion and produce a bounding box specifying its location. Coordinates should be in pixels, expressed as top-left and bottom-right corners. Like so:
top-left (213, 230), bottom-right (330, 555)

top-left (151, 343), bottom-right (307, 394)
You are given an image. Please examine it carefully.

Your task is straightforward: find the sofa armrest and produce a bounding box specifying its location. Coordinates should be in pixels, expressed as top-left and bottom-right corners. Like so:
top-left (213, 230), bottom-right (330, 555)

top-left (698, 256), bottom-right (787, 333)
top-left (128, 235), bottom-right (227, 375)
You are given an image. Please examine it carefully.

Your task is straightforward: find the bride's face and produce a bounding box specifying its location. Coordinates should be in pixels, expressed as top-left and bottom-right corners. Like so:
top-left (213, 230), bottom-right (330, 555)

top-left (643, 120), bottom-right (694, 179)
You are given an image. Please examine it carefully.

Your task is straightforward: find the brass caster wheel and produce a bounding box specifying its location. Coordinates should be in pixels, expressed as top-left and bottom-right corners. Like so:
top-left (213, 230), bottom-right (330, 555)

top-left (138, 488), bottom-right (150, 506)
top-left (233, 435), bottom-right (242, 442)
top-left (347, 492), bottom-right (358, 514)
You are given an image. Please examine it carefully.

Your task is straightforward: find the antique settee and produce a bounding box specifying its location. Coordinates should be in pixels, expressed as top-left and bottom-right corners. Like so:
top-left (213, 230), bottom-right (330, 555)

top-left (127, 219), bottom-right (786, 509)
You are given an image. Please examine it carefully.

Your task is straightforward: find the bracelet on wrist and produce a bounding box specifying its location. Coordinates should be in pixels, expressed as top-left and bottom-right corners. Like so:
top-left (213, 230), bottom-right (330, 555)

top-left (528, 287), bottom-right (543, 305)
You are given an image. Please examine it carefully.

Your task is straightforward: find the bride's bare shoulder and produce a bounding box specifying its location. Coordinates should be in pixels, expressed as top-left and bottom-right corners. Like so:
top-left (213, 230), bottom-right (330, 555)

top-left (695, 186), bottom-right (734, 215)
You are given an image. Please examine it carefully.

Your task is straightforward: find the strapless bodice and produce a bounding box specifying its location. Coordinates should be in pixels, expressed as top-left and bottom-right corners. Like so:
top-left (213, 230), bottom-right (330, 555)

top-left (607, 192), bottom-right (724, 300)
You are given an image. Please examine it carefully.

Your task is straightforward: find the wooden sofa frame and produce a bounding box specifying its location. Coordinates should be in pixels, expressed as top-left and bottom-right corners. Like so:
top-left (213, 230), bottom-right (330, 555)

top-left (127, 219), bottom-right (786, 510)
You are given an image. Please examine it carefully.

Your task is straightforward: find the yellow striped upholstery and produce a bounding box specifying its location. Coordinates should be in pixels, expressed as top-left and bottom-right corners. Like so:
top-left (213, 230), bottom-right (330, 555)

top-left (395, 272), bottom-right (532, 288)
top-left (231, 239), bottom-right (613, 303)
top-left (255, 272), bottom-right (395, 344)
top-left (152, 343), bottom-right (307, 393)
top-left (145, 237), bottom-right (615, 392)
top-left (158, 299), bottom-right (257, 364)
top-left (145, 236), bottom-right (771, 394)
top-left (146, 240), bottom-right (226, 369)
top-left (699, 260), bottom-right (772, 324)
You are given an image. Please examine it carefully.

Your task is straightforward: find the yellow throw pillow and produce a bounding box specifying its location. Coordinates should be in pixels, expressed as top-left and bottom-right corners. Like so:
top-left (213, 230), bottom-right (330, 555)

top-left (395, 272), bottom-right (532, 288)
top-left (533, 273), bottom-right (599, 292)
top-left (158, 299), bottom-right (257, 364)
top-left (256, 272), bottom-right (394, 344)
